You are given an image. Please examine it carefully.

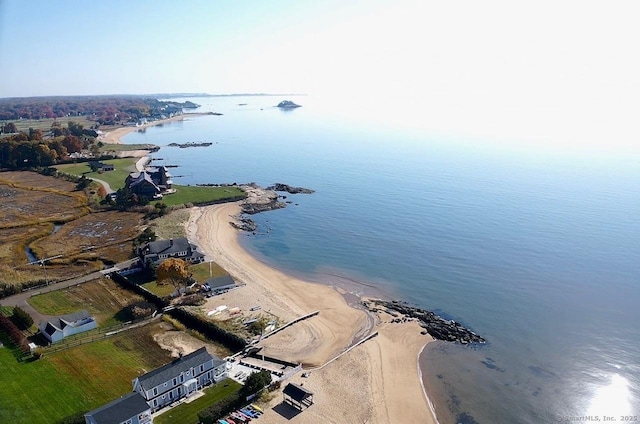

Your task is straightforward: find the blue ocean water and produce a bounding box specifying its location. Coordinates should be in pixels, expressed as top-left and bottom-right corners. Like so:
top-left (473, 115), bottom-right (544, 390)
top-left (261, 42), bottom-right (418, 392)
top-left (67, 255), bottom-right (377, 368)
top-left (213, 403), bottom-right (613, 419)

top-left (123, 95), bottom-right (640, 423)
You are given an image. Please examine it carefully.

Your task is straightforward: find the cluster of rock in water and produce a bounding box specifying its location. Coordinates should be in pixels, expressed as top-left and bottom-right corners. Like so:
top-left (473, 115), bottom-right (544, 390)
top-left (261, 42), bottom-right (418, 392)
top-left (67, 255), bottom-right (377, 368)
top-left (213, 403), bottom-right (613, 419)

top-left (229, 183), bottom-right (314, 232)
top-left (365, 299), bottom-right (486, 344)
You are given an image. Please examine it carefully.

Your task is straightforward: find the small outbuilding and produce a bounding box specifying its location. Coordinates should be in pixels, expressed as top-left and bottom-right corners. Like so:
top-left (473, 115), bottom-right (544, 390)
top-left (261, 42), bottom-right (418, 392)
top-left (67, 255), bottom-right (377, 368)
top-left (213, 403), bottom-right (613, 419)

top-left (39, 310), bottom-right (97, 343)
top-left (283, 383), bottom-right (314, 411)
top-left (202, 274), bottom-right (236, 293)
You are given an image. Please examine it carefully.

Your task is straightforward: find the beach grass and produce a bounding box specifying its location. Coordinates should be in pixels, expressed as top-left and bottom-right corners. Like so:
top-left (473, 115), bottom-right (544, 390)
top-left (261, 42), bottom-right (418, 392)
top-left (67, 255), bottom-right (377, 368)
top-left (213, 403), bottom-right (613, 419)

top-left (153, 380), bottom-right (242, 424)
top-left (0, 322), bottom-right (173, 424)
top-left (54, 158), bottom-right (139, 190)
top-left (158, 185), bottom-right (246, 207)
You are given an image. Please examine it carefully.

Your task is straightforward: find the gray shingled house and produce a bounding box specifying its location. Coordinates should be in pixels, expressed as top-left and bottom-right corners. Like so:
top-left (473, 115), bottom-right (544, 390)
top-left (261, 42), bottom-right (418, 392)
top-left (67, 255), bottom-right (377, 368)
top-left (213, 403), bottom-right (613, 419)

top-left (132, 347), bottom-right (227, 411)
top-left (138, 237), bottom-right (205, 266)
top-left (84, 392), bottom-right (152, 424)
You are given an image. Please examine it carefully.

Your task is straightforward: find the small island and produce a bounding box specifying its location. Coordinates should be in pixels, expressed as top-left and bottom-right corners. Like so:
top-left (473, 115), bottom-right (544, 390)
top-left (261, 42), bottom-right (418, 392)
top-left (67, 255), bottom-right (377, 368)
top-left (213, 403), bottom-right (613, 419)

top-left (168, 142), bottom-right (213, 148)
top-left (276, 100), bottom-right (301, 109)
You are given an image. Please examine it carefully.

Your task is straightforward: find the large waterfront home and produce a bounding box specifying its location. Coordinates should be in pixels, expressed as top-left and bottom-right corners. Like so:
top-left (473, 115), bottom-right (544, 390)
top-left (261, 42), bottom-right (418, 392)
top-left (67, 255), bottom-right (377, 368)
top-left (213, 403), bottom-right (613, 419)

top-left (138, 237), bottom-right (205, 266)
top-left (126, 166), bottom-right (172, 199)
top-left (84, 392), bottom-right (152, 424)
top-left (132, 347), bottom-right (228, 411)
top-left (39, 310), bottom-right (97, 343)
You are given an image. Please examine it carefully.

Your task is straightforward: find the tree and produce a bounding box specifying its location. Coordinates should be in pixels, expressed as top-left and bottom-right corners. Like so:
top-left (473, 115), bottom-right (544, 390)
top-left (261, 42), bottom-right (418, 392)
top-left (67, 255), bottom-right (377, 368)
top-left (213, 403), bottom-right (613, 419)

top-left (136, 227), bottom-right (157, 246)
top-left (2, 122), bottom-right (18, 134)
top-left (11, 306), bottom-right (34, 330)
top-left (239, 370), bottom-right (272, 399)
top-left (156, 258), bottom-right (191, 292)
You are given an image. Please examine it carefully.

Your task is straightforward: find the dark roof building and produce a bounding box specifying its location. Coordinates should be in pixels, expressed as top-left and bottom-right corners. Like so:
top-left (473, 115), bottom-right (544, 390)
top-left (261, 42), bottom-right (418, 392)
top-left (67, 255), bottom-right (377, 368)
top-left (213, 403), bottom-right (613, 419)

top-left (138, 237), bottom-right (205, 265)
top-left (126, 171), bottom-right (162, 198)
top-left (84, 392), bottom-right (151, 424)
top-left (283, 383), bottom-right (314, 410)
top-left (203, 274), bottom-right (236, 292)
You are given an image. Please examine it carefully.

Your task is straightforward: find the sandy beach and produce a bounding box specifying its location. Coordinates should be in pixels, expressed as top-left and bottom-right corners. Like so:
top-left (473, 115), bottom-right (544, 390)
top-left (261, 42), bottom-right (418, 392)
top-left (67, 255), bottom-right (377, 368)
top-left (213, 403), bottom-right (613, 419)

top-left (99, 113), bottom-right (213, 145)
top-left (188, 203), bottom-right (439, 424)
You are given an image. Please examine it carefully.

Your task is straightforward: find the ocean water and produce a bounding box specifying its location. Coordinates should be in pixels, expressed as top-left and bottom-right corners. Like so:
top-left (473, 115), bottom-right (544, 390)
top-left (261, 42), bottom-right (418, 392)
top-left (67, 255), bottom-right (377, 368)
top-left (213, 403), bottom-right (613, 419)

top-left (123, 95), bottom-right (640, 423)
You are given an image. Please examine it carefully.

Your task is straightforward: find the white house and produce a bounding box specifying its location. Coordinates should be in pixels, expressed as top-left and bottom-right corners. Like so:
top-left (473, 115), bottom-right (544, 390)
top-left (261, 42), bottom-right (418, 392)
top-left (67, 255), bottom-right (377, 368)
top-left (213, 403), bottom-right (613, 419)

top-left (132, 347), bottom-right (227, 412)
top-left (39, 310), bottom-right (97, 343)
top-left (84, 392), bottom-right (152, 424)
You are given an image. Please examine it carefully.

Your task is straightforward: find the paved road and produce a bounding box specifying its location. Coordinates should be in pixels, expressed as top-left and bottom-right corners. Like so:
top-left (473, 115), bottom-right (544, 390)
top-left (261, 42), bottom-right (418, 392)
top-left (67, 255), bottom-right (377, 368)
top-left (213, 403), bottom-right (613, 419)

top-left (0, 258), bottom-right (139, 324)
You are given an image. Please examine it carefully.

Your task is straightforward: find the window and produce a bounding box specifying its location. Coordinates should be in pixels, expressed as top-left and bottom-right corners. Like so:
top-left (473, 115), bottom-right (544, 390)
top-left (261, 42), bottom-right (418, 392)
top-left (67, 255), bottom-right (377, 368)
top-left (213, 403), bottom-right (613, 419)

top-left (200, 364), bottom-right (204, 373)
top-left (153, 388), bottom-right (158, 396)
top-left (173, 377), bottom-right (177, 386)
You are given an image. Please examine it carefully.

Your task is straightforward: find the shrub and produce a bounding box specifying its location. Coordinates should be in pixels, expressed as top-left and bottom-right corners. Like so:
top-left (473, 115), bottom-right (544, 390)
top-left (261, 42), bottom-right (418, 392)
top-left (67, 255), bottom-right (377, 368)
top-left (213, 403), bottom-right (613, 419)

top-left (0, 315), bottom-right (30, 354)
top-left (173, 293), bottom-right (205, 306)
top-left (239, 370), bottom-right (272, 400)
top-left (11, 306), bottom-right (34, 330)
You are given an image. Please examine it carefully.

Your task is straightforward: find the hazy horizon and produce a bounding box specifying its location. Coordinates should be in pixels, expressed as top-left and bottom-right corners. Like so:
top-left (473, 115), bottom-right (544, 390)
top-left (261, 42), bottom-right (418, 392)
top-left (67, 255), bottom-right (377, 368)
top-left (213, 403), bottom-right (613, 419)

top-left (1, 0), bottom-right (639, 149)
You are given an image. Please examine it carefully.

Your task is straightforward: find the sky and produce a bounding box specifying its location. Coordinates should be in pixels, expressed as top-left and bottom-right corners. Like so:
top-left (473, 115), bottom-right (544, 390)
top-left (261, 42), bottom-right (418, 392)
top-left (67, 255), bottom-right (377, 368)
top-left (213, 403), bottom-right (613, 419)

top-left (0, 0), bottom-right (639, 148)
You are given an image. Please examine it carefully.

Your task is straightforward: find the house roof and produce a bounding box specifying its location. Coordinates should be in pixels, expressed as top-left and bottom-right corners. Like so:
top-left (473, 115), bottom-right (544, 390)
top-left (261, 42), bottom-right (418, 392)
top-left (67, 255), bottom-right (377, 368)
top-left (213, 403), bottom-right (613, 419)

top-left (144, 237), bottom-right (193, 255)
top-left (204, 274), bottom-right (236, 289)
top-left (136, 347), bottom-right (224, 391)
top-left (283, 383), bottom-right (313, 401)
top-left (42, 310), bottom-right (93, 334)
top-left (85, 392), bottom-right (150, 424)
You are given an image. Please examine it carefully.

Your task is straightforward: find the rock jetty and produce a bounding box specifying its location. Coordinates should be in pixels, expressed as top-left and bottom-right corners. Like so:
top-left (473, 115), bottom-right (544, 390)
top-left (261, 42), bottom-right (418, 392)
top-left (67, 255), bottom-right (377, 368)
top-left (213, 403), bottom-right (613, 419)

top-left (266, 183), bottom-right (315, 194)
top-left (276, 100), bottom-right (301, 109)
top-left (364, 299), bottom-right (486, 344)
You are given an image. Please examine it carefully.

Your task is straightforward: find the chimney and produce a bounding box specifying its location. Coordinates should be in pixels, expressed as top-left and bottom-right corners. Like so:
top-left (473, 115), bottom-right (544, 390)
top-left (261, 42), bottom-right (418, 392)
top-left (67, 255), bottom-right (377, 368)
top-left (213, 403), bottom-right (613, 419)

top-left (169, 239), bottom-right (173, 247)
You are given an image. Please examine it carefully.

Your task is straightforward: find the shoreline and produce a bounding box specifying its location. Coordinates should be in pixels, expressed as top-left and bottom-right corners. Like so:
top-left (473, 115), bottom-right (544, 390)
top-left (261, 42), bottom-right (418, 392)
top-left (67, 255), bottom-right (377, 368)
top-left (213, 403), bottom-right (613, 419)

top-left (98, 112), bottom-right (214, 145)
top-left (188, 202), bottom-right (439, 424)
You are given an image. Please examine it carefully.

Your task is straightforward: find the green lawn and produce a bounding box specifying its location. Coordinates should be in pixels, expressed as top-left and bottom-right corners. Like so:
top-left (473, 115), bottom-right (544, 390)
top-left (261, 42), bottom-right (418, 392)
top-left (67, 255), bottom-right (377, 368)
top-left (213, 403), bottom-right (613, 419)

top-left (0, 323), bottom-right (173, 424)
top-left (158, 185), bottom-right (245, 207)
top-left (55, 158), bottom-right (138, 190)
top-left (141, 281), bottom-right (177, 297)
top-left (140, 261), bottom-right (228, 297)
top-left (154, 380), bottom-right (242, 424)
top-left (99, 143), bottom-right (157, 152)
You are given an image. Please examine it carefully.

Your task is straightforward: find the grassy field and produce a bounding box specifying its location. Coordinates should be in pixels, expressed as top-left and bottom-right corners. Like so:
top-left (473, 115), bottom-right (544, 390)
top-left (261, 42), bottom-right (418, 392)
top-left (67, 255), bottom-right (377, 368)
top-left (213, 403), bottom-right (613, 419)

top-left (99, 143), bottom-right (158, 152)
top-left (28, 277), bottom-right (145, 327)
top-left (154, 380), bottom-right (242, 424)
top-left (0, 322), bottom-right (174, 424)
top-left (158, 185), bottom-right (245, 207)
top-left (54, 158), bottom-right (139, 190)
top-left (150, 208), bottom-right (190, 240)
top-left (0, 117), bottom-right (96, 132)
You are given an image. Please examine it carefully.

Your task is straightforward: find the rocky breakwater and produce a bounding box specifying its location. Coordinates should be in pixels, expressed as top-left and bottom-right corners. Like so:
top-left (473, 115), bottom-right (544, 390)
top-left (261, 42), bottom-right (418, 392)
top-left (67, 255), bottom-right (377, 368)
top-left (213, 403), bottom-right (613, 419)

top-left (364, 299), bottom-right (486, 344)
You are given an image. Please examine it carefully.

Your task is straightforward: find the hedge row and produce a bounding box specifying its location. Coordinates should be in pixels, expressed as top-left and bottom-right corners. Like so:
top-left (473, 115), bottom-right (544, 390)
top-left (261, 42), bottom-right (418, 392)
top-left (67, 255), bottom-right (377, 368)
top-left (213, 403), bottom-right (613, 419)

top-left (0, 280), bottom-right (48, 300)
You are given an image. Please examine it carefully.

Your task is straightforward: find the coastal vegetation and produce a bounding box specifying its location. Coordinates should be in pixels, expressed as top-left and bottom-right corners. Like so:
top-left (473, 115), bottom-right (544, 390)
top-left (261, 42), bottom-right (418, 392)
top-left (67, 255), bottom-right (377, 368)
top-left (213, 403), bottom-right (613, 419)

top-left (154, 185), bottom-right (246, 207)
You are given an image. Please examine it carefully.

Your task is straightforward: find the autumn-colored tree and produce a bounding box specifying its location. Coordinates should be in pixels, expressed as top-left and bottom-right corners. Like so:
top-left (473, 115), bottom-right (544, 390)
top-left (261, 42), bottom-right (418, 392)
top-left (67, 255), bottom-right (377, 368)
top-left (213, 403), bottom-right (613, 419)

top-left (61, 135), bottom-right (83, 153)
top-left (156, 258), bottom-right (191, 292)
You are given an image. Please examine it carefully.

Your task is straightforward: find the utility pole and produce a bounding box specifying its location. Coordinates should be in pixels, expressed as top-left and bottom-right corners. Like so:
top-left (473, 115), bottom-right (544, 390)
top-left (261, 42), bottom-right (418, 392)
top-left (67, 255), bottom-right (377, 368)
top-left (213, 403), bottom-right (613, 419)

top-left (29, 254), bottom-right (63, 285)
